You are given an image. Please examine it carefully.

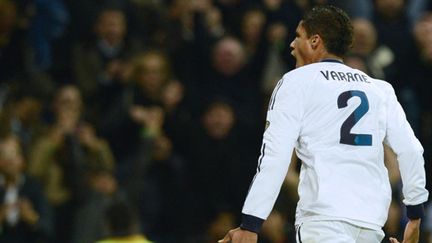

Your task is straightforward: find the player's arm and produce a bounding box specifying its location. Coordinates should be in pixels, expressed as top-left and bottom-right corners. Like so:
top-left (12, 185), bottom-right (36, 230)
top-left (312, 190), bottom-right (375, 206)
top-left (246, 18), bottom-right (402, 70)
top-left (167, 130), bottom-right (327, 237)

top-left (389, 219), bottom-right (421, 243)
top-left (384, 84), bottom-right (429, 243)
top-left (220, 74), bottom-right (305, 242)
top-left (240, 106), bottom-right (301, 231)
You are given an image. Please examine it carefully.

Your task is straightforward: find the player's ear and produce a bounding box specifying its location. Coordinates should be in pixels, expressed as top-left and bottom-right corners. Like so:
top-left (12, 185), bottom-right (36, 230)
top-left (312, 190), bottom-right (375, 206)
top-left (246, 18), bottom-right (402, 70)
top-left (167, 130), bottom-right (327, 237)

top-left (310, 35), bottom-right (320, 49)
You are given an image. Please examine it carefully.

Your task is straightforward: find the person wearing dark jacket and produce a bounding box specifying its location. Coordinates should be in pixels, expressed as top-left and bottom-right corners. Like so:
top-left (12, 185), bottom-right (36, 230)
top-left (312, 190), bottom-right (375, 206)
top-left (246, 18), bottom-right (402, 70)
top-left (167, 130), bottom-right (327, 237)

top-left (0, 134), bottom-right (53, 243)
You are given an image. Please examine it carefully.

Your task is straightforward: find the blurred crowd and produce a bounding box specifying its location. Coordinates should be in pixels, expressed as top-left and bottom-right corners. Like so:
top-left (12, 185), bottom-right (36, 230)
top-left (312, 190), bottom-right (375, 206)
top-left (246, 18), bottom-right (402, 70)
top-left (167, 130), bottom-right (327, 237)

top-left (0, 0), bottom-right (431, 242)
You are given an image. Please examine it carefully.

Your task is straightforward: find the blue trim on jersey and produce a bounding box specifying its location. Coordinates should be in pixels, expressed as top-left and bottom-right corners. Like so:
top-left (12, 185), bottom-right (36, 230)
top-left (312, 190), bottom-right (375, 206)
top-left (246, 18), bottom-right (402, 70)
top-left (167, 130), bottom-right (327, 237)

top-left (246, 143), bottom-right (266, 195)
top-left (406, 204), bottom-right (425, 219)
top-left (320, 58), bottom-right (344, 64)
top-left (257, 143), bottom-right (266, 172)
top-left (240, 214), bottom-right (264, 233)
top-left (270, 80), bottom-right (284, 110)
top-left (297, 225), bottom-right (303, 243)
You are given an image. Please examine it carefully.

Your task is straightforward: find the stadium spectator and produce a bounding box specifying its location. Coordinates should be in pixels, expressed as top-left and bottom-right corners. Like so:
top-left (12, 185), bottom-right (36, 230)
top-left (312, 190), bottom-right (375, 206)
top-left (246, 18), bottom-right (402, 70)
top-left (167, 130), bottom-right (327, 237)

top-left (28, 85), bottom-right (114, 243)
top-left (350, 18), bottom-right (396, 80)
top-left (369, 0), bottom-right (424, 135)
top-left (96, 200), bottom-right (154, 243)
top-left (72, 7), bottom-right (141, 115)
top-left (160, 80), bottom-right (192, 156)
top-left (166, 0), bottom-right (225, 101)
top-left (412, 12), bottom-right (432, 116)
top-left (0, 88), bottom-right (44, 157)
top-left (407, 0), bottom-right (432, 26)
top-left (98, 50), bottom-right (168, 169)
top-left (125, 0), bottom-right (169, 49)
top-left (241, 7), bottom-right (266, 59)
top-left (26, 0), bottom-right (69, 72)
top-left (194, 36), bottom-right (263, 125)
top-left (240, 7), bottom-right (281, 97)
top-left (184, 100), bottom-right (257, 237)
top-left (0, 1), bottom-right (429, 242)
top-left (133, 135), bottom-right (191, 242)
top-left (71, 168), bottom-right (125, 243)
top-left (372, 0), bottom-right (418, 87)
top-left (0, 0), bottom-right (28, 84)
top-left (213, 0), bottom-right (253, 34)
top-left (64, 0), bottom-right (128, 42)
top-left (261, 21), bottom-right (290, 97)
top-left (0, 134), bottom-right (53, 243)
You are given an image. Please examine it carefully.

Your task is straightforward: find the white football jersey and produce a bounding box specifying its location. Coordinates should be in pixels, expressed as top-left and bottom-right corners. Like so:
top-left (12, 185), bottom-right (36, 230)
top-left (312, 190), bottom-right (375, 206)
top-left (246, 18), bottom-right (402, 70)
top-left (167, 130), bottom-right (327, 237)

top-left (242, 60), bottom-right (429, 230)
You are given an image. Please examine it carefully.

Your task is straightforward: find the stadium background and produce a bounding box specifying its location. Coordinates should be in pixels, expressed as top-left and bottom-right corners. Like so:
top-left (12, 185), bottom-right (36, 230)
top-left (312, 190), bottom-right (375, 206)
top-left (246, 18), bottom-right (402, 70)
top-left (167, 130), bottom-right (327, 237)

top-left (0, 0), bottom-right (430, 242)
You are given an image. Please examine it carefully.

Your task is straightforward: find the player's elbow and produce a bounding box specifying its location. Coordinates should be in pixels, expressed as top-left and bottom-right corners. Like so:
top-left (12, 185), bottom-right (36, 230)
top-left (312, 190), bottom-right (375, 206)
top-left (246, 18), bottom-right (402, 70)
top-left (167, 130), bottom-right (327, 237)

top-left (396, 146), bottom-right (424, 159)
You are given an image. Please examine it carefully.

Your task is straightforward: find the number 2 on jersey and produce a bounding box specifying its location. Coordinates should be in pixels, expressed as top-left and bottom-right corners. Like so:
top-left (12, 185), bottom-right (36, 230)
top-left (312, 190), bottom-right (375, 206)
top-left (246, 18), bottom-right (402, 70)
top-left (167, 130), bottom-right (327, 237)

top-left (337, 90), bottom-right (372, 146)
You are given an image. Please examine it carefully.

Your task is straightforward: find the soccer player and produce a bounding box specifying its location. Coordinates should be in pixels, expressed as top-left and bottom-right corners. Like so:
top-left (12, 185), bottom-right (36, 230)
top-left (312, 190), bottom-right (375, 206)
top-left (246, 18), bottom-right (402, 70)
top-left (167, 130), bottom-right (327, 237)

top-left (219, 5), bottom-right (429, 243)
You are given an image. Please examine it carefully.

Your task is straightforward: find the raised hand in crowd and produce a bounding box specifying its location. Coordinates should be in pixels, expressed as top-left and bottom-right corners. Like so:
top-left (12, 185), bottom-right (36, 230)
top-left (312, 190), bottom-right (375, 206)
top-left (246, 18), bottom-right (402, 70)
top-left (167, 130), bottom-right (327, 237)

top-left (129, 105), bottom-right (165, 136)
top-left (18, 198), bottom-right (39, 226)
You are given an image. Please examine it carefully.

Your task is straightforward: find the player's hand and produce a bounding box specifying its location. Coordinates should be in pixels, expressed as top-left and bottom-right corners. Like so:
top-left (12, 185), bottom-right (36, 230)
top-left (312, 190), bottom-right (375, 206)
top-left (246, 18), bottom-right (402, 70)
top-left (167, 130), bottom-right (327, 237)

top-left (389, 219), bottom-right (421, 243)
top-left (218, 227), bottom-right (258, 243)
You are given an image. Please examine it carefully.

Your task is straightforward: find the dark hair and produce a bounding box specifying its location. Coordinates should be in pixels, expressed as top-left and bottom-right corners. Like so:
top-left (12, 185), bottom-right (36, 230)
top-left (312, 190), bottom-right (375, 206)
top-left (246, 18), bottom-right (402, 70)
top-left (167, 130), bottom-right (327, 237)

top-left (105, 201), bottom-right (140, 237)
top-left (302, 5), bottom-right (353, 56)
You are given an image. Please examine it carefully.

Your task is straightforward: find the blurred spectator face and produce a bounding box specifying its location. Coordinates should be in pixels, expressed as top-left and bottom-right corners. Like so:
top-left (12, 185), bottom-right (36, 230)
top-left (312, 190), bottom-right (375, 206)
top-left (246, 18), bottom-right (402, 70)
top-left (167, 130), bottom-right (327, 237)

top-left (0, 0), bottom-right (17, 34)
top-left (53, 85), bottom-right (82, 116)
top-left (191, 0), bottom-right (212, 12)
top-left (267, 22), bottom-right (288, 45)
top-left (216, 0), bottom-right (241, 6)
top-left (414, 13), bottom-right (432, 63)
top-left (14, 97), bottom-right (42, 125)
top-left (161, 81), bottom-right (184, 110)
top-left (95, 9), bottom-right (126, 46)
top-left (133, 52), bottom-right (170, 96)
top-left (345, 55), bottom-right (369, 74)
top-left (152, 135), bottom-right (173, 161)
top-left (241, 9), bottom-right (266, 45)
top-left (351, 18), bottom-right (377, 57)
top-left (264, 0), bottom-right (282, 10)
top-left (375, 0), bottom-right (404, 20)
top-left (0, 136), bottom-right (24, 178)
top-left (203, 102), bottom-right (235, 140)
top-left (88, 171), bottom-right (117, 196)
top-left (212, 37), bottom-right (246, 76)
top-left (169, 0), bottom-right (192, 18)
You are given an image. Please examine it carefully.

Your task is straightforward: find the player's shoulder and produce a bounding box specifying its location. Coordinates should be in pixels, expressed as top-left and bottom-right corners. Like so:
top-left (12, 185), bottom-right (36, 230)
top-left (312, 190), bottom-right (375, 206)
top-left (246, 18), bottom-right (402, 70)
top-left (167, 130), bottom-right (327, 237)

top-left (279, 63), bottom-right (321, 88)
top-left (373, 78), bottom-right (393, 90)
top-left (283, 63), bottom-right (321, 79)
top-left (282, 62), bottom-right (351, 82)
top-left (368, 76), bottom-right (395, 95)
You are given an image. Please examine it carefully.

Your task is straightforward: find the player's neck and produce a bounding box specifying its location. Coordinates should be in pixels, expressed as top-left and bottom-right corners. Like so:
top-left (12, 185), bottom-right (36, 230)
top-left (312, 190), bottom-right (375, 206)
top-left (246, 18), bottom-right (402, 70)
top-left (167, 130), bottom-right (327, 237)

top-left (308, 48), bottom-right (343, 65)
top-left (317, 53), bottom-right (343, 63)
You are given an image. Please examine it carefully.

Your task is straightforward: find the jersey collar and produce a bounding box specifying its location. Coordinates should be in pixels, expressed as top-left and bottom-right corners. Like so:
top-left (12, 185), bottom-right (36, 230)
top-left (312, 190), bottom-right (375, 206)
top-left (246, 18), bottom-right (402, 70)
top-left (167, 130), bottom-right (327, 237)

top-left (320, 59), bottom-right (344, 64)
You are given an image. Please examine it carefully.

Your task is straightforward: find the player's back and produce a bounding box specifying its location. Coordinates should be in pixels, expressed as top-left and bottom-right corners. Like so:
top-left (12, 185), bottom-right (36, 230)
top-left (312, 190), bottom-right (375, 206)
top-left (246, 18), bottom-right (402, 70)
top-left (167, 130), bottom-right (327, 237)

top-left (290, 61), bottom-right (392, 229)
